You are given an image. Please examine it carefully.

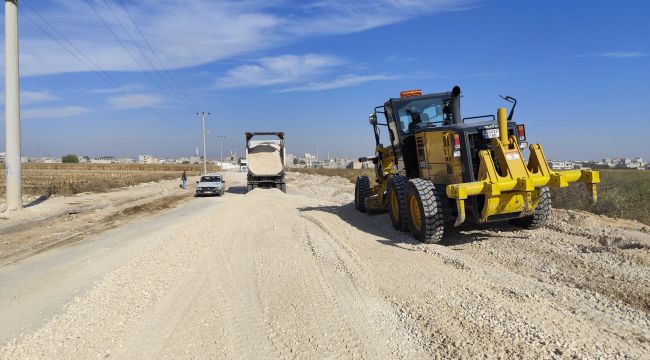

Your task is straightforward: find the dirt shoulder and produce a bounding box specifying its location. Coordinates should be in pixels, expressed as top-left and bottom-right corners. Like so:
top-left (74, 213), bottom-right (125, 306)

top-left (0, 172), bottom-right (245, 267)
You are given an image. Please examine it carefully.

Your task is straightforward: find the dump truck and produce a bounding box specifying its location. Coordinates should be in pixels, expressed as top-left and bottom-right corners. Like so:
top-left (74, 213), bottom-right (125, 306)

top-left (354, 86), bottom-right (599, 243)
top-left (245, 132), bottom-right (286, 192)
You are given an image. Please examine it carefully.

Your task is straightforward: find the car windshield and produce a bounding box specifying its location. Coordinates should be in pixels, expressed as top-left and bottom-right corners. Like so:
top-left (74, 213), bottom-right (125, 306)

top-left (394, 98), bottom-right (446, 135)
top-left (200, 176), bottom-right (221, 182)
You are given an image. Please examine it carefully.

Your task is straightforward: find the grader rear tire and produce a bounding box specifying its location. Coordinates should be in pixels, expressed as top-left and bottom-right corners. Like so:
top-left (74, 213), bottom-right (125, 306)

top-left (354, 176), bottom-right (371, 212)
top-left (387, 176), bottom-right (408, 231)
top-left (406, 178), bottom-right (445, 244)
top-left (509, 187), bottom-right (551, 229)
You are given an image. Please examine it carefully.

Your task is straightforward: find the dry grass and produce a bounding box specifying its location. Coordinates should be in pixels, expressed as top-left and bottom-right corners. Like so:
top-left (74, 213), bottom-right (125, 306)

top-left (551, 169), bottom-right (650, 225)
top-left (0, 163), bottom-right (219, 196)
top-left (291, 167), bottom-right (375, 183)
top-left (292, 168), bottom-right (650, 225)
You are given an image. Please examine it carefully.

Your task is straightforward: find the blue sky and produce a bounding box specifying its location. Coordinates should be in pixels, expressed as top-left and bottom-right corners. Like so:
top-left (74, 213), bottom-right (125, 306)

top-left (1, 0), bottom-right (648, 161)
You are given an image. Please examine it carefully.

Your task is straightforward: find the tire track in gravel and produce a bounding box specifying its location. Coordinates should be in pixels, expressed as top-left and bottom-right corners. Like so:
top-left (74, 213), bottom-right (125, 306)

top-left (293, 219), bottom-right (366, 358)
top-left (298, 212), bottom-right (433, 359)
top-left (299, 204), bottom-right (650, 358)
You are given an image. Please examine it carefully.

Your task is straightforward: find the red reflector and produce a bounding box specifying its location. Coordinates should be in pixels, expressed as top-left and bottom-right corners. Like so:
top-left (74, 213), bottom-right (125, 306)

top-left (453, 133), bottom-right (460, 149)
top-left (517, 124), bottom-right (526, 140)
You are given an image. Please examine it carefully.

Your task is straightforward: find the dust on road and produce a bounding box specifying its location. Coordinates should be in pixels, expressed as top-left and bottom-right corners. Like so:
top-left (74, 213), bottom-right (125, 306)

top-left (1, 172), bottom-right (648, 358)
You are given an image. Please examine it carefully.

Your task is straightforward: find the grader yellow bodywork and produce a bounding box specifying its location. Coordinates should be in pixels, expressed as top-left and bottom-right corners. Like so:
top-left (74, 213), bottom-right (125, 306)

top-left (354, 87), bottom-right (599, 243)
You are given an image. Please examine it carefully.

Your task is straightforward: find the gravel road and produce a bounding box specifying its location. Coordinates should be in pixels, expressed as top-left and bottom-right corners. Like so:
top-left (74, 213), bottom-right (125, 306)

top-left (1, 172), bottom-right (648, 358)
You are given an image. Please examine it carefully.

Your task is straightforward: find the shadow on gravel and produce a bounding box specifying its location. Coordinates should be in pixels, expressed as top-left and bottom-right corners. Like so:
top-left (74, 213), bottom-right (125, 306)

top-left (25, 195), bottom-right (50, 208)
top-left (227, 186), bottom-right (248, 194)
top-left (299, 202), bottom-right (524, 248)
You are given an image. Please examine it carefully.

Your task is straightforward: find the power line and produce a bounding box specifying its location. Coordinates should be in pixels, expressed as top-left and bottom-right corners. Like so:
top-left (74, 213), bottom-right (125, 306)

top-left (83, 0), bottom-right (194, 114)
top-left (20, 1), bottom-right (192, 133)
top-left (117, 0), bottom-right (200, 110)
top-left (99, 0), bottom-right (198, 112)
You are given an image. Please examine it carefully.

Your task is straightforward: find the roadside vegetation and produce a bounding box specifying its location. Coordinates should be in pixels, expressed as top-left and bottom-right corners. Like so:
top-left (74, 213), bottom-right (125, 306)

top-left (291, 168), bottom-right (650, 225)
top-left (0, 163), bottom-right (219, 197)
top-left (551, 169), bottom-right (650, 225)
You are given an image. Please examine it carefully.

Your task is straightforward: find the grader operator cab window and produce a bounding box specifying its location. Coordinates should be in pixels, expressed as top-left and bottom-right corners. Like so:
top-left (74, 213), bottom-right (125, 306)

top-left (395, 98), bottom-right (446, 135)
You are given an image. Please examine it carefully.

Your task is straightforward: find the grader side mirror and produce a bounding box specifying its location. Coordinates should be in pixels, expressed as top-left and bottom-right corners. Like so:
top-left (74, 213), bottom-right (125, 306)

top-left (368, 113), bottom-right (378, 125)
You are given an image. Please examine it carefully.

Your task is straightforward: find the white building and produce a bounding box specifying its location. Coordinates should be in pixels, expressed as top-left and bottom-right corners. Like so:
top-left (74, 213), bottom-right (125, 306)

top-left (189, 156), bottom-right (201, 164)
top-left (117, 157), bottom-right (136, 163)
top-left (138, 155), bottom-right (159, 164)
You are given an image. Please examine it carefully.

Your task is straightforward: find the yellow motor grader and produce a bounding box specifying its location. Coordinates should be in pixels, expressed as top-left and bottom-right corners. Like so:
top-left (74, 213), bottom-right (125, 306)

top-left (354, 86), bottom-right (599, 243)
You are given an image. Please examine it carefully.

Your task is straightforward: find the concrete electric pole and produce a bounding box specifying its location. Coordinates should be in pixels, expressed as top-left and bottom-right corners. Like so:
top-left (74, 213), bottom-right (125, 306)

top-left (197, 112), bottom-right (210, 175)
top-left (4, 0), bottom-right (22, 211)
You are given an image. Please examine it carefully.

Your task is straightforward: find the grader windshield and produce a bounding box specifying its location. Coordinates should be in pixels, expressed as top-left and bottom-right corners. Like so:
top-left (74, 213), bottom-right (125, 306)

top-left (388, 94), bottom-right (453, 136)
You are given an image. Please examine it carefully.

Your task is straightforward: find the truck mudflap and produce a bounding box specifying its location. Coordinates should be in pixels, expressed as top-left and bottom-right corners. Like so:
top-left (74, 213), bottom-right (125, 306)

top-left (446, 108), bottom-right (600, 227)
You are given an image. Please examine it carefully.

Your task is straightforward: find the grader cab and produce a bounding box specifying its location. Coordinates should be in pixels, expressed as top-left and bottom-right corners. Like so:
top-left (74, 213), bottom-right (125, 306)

top-left (354, 86), bottom-right (599, 243)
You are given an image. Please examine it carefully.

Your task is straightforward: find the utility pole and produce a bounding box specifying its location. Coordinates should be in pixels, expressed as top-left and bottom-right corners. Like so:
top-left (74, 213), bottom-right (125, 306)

top-left (197, 112), bottom-right (209, 175)
top-left (216, 135), bottom-right (225, 173)
top-left (4, 0), bottom-right (21, 211)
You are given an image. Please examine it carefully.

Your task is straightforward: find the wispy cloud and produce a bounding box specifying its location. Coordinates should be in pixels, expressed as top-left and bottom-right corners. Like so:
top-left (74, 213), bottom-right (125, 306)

top-left (599, 51), bottom-right (647, 58)
top-left (16, 0), bottom-right (475, 76)
top-left (0, 90), bottom-right (60, 104)
top-left (22, 90), bottom-right (60, 103)
top-left (88, 83), bottom-right (146, 94)
top-left (568, 51), bottom-right (648, 59)
top-left (291, 0), bottom-right (477, 35)
top-left (215, 54), bottom-right (345, 88)
top-left (108, 93), bottom-right (165, 109)
top-left (22, 106), bottom-right (91, 119)
top-left (278, 74), bottom-right (396, 92)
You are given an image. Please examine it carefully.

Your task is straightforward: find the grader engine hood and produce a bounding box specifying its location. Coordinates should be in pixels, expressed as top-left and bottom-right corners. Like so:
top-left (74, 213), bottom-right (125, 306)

top-left (446, 108), bottom-right (600, 226)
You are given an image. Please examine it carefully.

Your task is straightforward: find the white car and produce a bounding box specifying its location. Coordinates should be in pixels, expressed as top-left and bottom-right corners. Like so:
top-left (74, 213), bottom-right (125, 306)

top-left (195, 174), bottom-right (225, 197)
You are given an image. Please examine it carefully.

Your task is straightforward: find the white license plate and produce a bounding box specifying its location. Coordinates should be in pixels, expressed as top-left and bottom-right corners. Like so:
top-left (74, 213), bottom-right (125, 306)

top-left (482, 129), bottom-right (500, 139)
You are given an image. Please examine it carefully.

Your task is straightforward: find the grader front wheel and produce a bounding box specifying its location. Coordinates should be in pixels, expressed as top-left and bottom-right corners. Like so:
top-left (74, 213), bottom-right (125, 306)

top-left (354, 176), bottom-right (371, 212)
top-left (387, 176), bottom-right (408, 231)
top-left (406, 179), bottom-right (445, 244)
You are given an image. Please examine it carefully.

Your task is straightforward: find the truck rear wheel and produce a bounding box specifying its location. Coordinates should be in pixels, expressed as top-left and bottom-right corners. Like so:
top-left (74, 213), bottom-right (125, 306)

top-left (279, 183), bottom-right (287, 193)
top-left (354, 176), bottom-right (371, 212)
top-left (406, 178), bottom-right (445, 244)
top-left (510, 187), bottom-right (551, 229)
top-left (247, 184), bottom-right (254, 193)
top-left (387, 175), bottom-right (408, 231)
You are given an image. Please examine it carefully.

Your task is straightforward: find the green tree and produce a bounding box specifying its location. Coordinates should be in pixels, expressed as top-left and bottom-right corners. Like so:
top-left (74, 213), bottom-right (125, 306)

top-left (62, 154), bottom-right (79, 163)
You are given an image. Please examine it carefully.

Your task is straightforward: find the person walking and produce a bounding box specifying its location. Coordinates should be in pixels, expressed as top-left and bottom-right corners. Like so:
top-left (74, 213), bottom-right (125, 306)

top-left (181, 171), bottom-right (187, 189)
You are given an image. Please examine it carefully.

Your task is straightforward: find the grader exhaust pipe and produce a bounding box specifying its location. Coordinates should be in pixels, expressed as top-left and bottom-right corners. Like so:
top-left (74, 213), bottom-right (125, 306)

top-left (451, 86), bottom-right (462, 124)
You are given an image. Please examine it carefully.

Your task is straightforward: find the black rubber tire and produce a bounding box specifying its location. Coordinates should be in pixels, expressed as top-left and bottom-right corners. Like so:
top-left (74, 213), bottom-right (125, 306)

top-left (387, 175), bottom-right (408, 231)
top-left (406, 178), bottom-right (445, 244)
top-left (354, 176), bottom-right (371, 212)
top-left (509, 187), bottom-right (551, 229)
top-left (280, 183), bottom-right (287, 193)
top-left (247, 184), bottom-right (254, 193)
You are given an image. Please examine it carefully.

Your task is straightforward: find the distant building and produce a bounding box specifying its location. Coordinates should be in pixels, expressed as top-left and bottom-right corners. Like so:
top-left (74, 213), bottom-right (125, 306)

top-left (614, 157), bottom-right (645, 169)
top-left (138, 155), bottom-right (159, 164)
top-left (347, 159), bottom-right (374, 169)
top-left (0, 152), bottom-right (5, 163)
top-left (90, 156), bottom-right (115, 164)
top-left (117, 157), bottom-right (135, 163)
top-left (189, 156), bottom-right (201, 164)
